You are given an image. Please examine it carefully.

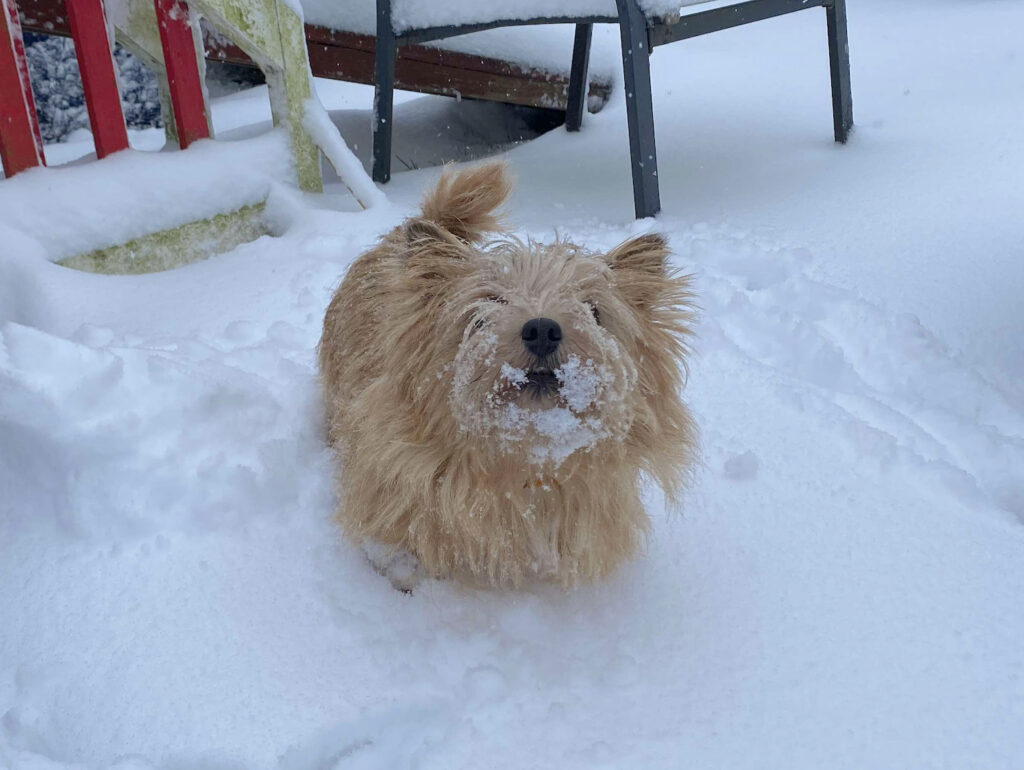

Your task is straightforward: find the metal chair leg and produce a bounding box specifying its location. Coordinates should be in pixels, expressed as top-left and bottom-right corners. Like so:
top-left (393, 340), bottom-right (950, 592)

top-left (615, 0), bottom-right (660, 218)
top-left (826, 0), bottom-right (853, 143)
top-left (566, 23), bottom-right (592, 132)
top-left (373, 0), bottom-right (396, 183)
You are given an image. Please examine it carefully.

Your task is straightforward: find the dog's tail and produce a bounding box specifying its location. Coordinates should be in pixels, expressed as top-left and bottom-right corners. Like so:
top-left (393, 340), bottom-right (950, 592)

top-left (419, 162), bottom-right (511, 243)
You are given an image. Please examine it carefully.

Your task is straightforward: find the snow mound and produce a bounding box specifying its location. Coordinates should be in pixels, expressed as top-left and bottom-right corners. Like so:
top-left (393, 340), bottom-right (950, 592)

top-left (2, 205), bottom-right (1023, 770)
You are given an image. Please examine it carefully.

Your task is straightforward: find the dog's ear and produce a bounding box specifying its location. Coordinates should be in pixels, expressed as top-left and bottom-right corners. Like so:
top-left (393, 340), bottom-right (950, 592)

top-left (402, 218), bottom-right (474, 290)
top-left (404, 219), bottom-right (459, 247)
top-left (605, 233), bottom-right (670, 309)
top-left (418, 162), bottom-right (511, 244)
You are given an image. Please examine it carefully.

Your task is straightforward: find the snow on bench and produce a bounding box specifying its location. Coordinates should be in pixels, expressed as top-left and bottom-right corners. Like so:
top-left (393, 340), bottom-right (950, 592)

top-left (301, 0), bottom-right (707, 35)
top-left (296, 0), bottom-right (711, 83)
top-left (298, 1), bottom-right (621, 84)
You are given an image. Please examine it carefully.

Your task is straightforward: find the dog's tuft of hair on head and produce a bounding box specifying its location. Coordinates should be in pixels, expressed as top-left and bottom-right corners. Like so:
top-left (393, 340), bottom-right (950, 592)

top-left (418, 161), bottom-right (511, 244)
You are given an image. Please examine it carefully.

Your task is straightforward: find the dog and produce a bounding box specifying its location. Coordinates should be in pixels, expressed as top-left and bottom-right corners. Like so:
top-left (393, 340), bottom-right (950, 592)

top-left (318, 162), bottom-right (697, 588)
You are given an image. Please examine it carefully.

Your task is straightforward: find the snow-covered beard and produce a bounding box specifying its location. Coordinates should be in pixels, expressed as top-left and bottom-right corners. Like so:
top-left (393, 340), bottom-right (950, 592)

top-left (448, 320), bottom-right (637, 468)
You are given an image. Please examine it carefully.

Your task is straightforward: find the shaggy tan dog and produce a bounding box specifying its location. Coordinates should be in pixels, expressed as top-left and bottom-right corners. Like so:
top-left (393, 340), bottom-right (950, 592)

top-left (318, 162), bottom-right (697, 587)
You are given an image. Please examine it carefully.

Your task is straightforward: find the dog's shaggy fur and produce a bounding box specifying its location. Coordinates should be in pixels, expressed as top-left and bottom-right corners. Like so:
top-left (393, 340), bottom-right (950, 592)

top-left (318, 163), bottom-right (697, 587)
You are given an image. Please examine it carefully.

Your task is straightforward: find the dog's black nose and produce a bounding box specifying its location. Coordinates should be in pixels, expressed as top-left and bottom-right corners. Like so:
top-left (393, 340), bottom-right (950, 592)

top-left (521, 317), bottom-right (562, 358)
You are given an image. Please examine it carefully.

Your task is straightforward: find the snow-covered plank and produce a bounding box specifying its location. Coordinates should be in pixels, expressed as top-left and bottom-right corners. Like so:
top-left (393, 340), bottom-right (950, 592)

top-left (0, 0), bottom-right (45, 176)
top-left (0, 129), bottom-right (292, 263)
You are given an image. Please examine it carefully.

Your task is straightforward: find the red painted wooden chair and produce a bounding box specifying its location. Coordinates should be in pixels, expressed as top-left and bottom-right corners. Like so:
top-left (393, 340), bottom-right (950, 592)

top-left (0, 0), bottom-right (209, 177)
top-left (2, 0), bottom-right (388, 274)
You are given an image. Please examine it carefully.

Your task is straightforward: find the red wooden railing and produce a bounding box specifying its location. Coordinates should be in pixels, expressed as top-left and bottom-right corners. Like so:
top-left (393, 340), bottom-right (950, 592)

top-left (0, 0), bottom-right (210, 176)
top-left (65, 0), bottom-right (129, 157)
top-left (154, 0), bottom-right (209, 148)
top-left (0, 0), bottom-right (45, 175)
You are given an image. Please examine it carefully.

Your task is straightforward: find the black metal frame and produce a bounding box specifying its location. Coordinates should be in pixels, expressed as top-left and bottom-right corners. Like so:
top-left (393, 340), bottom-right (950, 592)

top-left (373, 0), bottom-right (853, 218)
top-left (565, 23), bottom-right (594, 133)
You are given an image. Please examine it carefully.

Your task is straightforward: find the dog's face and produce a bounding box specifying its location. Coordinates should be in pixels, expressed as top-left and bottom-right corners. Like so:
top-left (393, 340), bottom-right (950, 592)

top-left (448, 239), bottom-right (638, 466)
top-left (402, 226), bottom-right (692, 468)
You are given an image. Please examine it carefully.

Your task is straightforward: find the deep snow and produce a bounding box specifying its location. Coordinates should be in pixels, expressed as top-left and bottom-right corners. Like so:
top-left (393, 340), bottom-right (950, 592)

top-left (2, 0), bottom-right (1024, 768)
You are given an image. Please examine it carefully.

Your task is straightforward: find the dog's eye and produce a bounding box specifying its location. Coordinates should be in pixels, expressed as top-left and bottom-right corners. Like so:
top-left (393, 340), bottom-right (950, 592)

top-left (587, 302), bottom-right (601, 325)
top-left (486, 295), bottom-right (508, 305)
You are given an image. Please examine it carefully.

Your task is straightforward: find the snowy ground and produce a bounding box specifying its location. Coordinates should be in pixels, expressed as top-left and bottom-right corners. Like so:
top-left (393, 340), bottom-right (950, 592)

top-left (2, 0), bottom-right (1024, 767)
